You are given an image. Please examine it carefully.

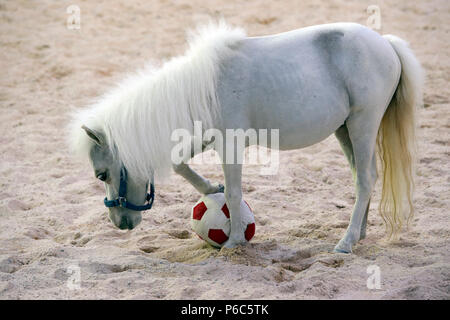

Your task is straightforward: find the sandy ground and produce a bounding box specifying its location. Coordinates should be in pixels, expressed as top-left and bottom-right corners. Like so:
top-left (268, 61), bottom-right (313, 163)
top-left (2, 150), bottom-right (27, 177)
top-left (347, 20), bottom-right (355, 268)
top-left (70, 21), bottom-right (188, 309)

top-left (0, 0), bottom-right (449, 299)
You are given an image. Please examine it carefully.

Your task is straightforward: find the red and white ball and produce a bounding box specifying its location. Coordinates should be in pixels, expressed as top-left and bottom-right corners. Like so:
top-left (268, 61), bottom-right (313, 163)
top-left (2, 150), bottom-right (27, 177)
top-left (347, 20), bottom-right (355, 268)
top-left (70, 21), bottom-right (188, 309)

top-left (191, 193), bottom-right (256, 248)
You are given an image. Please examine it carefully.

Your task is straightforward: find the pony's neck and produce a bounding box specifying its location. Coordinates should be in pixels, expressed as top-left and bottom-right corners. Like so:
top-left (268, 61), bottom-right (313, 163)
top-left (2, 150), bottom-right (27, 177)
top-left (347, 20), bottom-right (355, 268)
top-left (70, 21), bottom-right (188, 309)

top-left (105, 60), bottom-right (217, 181)
top-left (101, 22), bottom-right (245, 181)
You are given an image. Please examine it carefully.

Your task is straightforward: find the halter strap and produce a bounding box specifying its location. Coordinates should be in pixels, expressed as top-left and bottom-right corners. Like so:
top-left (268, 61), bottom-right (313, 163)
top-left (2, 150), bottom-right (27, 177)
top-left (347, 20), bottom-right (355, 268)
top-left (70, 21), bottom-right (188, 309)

top-left (104, 167), bottom-right (154, 211)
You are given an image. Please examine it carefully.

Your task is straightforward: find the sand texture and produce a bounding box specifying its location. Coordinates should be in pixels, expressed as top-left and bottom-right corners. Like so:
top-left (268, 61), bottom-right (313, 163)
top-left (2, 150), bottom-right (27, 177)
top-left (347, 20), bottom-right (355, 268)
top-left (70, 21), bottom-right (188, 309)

top-left (0, 0), bottom-right (449, 299)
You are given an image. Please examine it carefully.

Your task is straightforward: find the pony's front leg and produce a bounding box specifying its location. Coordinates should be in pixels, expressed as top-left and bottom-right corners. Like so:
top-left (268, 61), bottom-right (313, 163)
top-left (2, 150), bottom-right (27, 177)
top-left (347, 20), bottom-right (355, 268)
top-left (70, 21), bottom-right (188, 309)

top-left (172, 136), bottom-right (223, 195)
top-left (173, 163), bottom-right (224, 195)
top-left (222, 163), bottom-right (247, 248)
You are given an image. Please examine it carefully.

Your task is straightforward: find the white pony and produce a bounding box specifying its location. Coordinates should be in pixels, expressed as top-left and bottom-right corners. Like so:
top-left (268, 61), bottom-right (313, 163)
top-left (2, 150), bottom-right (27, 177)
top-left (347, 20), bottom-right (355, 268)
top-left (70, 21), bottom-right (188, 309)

top-left (70, 21), bottom-right (423, 253)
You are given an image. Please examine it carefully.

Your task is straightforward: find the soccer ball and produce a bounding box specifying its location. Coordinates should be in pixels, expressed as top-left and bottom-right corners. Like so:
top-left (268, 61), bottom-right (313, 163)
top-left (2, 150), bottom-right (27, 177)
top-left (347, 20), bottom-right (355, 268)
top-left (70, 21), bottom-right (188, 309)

top-left (191, 193), bottom-right (256, 248)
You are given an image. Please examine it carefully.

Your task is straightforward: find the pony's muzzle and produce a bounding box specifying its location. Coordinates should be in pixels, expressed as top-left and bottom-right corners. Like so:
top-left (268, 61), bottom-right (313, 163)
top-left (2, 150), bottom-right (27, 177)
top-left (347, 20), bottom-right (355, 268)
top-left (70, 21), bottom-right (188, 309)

top-left (109, 208), bottom-right (142, 230)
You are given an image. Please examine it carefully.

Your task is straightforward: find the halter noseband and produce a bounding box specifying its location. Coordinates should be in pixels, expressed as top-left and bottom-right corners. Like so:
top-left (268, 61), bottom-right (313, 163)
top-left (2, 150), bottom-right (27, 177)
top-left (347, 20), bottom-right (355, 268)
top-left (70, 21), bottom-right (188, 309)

top-left (103, 167), bottom-right (155, 211)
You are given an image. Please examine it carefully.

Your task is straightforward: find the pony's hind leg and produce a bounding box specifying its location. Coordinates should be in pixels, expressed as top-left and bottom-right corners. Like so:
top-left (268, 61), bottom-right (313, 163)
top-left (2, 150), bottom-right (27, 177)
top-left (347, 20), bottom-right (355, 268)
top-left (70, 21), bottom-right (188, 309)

top-left (335, 124), bottom-right (356, 178)
top-left (334, 114), bottom-right (379, 253)
top-left (335, 124), bottom-right (374, 240)
top-left (360, 200), bottom-right (370, 239)
top-left (360, 154), bottom-right (377, 239)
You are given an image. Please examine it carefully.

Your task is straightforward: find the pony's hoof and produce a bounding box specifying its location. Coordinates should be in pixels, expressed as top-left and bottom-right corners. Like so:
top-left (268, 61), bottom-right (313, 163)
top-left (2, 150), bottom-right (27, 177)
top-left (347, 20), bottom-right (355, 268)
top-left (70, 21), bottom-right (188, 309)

top-left (333, 248), bottom-right (351, 254)
top-left (216, 184), bottom-right (225, 193)
top-left (204, 183), bottom-right (224, 195)
top-left (223, 237), bottom-right (246, 249)
top-left (333, 241), bottom-right (353, 254)
top-left (223, 241), bottom-right (236, 249)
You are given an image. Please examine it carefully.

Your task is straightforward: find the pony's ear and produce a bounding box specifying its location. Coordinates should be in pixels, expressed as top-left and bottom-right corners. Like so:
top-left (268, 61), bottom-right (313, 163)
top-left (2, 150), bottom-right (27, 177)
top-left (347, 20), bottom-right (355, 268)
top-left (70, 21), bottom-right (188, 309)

top-left (81, 125), bottom-right (105, 146)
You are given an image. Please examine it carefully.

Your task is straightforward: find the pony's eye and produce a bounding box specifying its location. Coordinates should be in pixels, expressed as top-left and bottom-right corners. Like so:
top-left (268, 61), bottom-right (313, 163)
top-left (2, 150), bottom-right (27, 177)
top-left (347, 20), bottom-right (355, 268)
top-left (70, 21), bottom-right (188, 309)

top-left (96, 172), bottom-right (107, 181)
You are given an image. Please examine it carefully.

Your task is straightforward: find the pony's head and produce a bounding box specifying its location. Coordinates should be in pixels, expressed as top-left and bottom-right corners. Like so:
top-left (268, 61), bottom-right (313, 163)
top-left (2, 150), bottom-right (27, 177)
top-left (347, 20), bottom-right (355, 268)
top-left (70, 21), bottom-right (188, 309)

top-left (69, 21), bottom-right (245, 229)
top-left (79, 125), bottom-right (153, 230)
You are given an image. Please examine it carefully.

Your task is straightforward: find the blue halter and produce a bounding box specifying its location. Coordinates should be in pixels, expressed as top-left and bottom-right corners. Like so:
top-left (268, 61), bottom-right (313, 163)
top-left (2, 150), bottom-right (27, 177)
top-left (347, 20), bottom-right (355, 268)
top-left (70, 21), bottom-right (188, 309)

top-left (104, 167), bottom-right (155, 211)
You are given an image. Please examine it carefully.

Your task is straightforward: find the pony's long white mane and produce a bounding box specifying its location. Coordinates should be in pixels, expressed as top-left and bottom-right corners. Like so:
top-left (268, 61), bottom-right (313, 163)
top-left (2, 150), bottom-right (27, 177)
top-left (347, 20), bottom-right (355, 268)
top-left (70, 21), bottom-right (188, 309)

top-left (69, 21), bottom-right (246, 180)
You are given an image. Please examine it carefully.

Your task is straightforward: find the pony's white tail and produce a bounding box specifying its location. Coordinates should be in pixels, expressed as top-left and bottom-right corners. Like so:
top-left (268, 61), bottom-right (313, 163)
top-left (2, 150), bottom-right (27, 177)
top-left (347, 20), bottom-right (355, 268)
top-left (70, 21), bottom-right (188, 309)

top-left (377, 35), bottom-right (424, 238)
